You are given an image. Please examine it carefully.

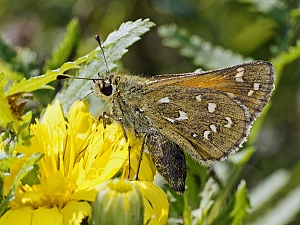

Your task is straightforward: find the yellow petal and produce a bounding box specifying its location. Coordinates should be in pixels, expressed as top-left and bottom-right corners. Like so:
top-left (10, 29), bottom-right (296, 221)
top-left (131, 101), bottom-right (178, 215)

top-left (136, 181), bottom-right (169, 225)
top-left (68, 100), bottom-right (89, 122)
top-left (42, 100), bottom-right (65, 128)
top-left (0, 206), bottom-right (33, 225)
top-left (70, 189), bottom-right (98, 202)
top-left (32, 207), bottom-right (63, 225)
top-left (61, 201), bottom-right (91, 225)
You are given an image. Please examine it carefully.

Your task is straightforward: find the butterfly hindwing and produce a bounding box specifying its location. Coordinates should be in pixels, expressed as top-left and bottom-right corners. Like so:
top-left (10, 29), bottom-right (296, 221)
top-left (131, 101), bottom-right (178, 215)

top-left (146, 130), bottom-right (186, 194)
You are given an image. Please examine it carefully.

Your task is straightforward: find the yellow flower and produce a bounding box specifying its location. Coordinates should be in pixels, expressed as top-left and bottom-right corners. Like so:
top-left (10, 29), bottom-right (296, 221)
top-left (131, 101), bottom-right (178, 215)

top-left (0, 100), bottom-right (168, 225)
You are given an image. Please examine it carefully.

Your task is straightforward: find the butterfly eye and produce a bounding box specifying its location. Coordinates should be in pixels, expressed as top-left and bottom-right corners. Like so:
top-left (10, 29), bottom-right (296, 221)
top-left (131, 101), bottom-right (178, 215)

top-left (101, 82), bottom-right (113, 96)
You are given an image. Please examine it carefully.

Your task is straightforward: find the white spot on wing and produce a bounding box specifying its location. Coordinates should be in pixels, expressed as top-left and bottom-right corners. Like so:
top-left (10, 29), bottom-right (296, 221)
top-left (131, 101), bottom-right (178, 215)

top-left (177, 110), bottom-right (188, 121)
top-left (192, 133), bottom-right (198, 138)
top-left (165, 117), bottom-right (175, 123)
top-left (164, 110), bottom-right (188, 123)
top-left (224, 117), bottom-right (233, 128)
top-left (253, 83), bottom-right (260, 90)
top-left (210, 124), bottom-right (217, 132)
top-left (208, 103), bottom-right (216, 113)
top-left (204, 131), bottom-right (210, 140)
top-left (235, 67), bottom-right (245, 82)
top-left (158, 97), bottom-right (170, 103)
top-left (247, 90), bottom-right (254, 96)
top-left (247, 83), bottom-right (260, 96)
top-left (196, 95), bottom-right (202, 102)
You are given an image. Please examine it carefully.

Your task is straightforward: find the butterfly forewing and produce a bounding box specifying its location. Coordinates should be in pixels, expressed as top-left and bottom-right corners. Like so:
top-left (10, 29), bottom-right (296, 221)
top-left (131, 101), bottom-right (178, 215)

top-left (138, 61), bottom-right (274, 165)
top-left (148, 61), bottom-right (274, 119)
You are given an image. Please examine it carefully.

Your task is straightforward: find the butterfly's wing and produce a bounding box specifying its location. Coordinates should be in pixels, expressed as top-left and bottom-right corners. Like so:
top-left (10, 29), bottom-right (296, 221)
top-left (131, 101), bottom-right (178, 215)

top-left (145, 130), bottom-right (186, 194)
top-left (141, 61), bottom-right (274, 165)
top-left (148, 61), bottom-right (274, 117)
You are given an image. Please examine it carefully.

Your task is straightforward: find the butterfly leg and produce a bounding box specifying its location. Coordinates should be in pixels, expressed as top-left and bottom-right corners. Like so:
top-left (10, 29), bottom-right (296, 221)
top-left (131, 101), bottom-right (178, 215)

top-left (135, 133), bottom-right (147, 181)
top-left (117, 117), bottom-right (132, 178)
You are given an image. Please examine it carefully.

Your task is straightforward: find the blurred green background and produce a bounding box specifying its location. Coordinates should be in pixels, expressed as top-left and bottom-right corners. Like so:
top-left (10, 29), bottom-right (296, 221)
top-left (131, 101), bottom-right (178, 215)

top-left (1, 0), bottom-right (300, 224)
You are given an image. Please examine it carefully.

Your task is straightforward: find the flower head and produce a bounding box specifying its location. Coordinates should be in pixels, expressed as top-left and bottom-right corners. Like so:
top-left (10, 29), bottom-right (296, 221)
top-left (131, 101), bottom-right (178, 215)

top-left (0, 100), bottom-right (168, 225)
top-left (92, 178), bottom-right (144, 225)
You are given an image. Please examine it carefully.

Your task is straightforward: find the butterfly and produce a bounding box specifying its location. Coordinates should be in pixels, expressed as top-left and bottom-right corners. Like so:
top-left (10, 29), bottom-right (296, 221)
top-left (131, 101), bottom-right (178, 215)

top-left (90, 35), bottom-right (275, 194)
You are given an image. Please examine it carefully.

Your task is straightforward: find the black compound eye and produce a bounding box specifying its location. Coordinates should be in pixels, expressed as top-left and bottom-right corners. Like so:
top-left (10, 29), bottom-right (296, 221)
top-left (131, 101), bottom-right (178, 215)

top-left (102, 82), bottom-right (113, 96)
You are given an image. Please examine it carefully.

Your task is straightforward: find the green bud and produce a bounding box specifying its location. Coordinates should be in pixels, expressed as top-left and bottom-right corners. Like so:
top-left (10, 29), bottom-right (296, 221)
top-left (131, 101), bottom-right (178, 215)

top-left (92, 178), bottom-right (144, 225)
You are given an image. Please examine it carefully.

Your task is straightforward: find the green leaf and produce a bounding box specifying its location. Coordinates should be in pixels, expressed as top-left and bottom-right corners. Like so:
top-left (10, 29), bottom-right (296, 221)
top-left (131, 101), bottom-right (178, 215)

top-left (5, 43), bottom-right (105, 96)
top-left (158, 24), bottom-right (252, 70)
top-left (0, 154), bottom-right (19, 174)
top-left (44, 18), bottom-right (81, 71)
top-left (211, 180), bottom-right (250, 225)
top-left (21, 164), bottom-right (40, 186)
top-left (56, 18), bottom-right (156, 113)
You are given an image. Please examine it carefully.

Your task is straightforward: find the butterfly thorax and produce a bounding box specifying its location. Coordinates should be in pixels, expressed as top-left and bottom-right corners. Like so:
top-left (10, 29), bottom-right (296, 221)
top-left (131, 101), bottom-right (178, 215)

top-left (93, 73), bottom-right (151, 134)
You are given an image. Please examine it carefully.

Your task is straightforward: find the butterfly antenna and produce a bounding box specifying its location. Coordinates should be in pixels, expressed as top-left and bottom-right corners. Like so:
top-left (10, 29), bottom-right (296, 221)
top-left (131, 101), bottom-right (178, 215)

top-left (95, 34), bottom-right (110, 76)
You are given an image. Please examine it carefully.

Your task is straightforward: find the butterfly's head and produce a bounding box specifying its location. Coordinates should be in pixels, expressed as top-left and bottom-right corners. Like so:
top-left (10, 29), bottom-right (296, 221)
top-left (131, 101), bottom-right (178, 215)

top-left (93, 73), bottom-right (118, 102)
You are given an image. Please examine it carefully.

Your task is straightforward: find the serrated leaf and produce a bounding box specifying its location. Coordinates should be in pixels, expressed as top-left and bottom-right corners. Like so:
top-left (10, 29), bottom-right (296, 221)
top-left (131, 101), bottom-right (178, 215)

top-left (158, 24), bottom-right (252, 69)
top-left (6, 47), bottom-right (103, 96)
top-left (0, 154), bottom-right (19, 173)
top-left (56, 18), bottom-right (155, 113)
top-left (44, 18), bottom-right (80, 71)
top-left (21, 164), bottom-right (40, 186)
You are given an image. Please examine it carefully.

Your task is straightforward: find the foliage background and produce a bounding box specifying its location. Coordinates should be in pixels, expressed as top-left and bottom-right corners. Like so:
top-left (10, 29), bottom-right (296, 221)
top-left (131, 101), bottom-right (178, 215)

top-left (0, 0), bottom-right (300, 224)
